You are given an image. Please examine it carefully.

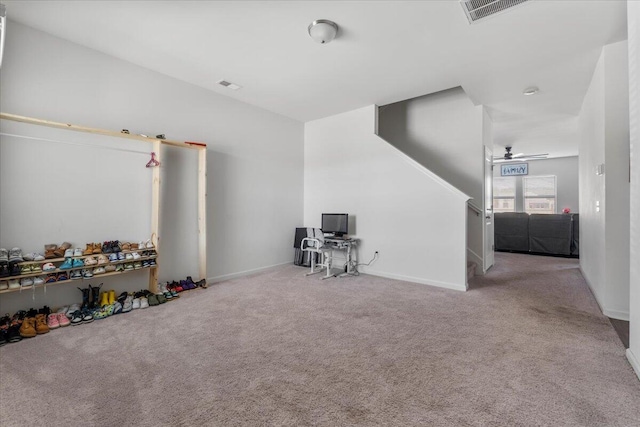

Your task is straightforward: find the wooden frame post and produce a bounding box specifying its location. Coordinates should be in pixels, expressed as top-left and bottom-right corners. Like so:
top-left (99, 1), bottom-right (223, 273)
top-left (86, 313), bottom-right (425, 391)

top-left (197, 147), bottom-right (208, 284)
top-left (149, 140), bottom-right (161, 294)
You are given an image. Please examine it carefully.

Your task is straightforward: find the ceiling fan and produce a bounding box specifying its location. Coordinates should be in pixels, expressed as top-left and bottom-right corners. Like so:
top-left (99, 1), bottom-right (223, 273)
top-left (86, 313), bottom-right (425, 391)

top-left (493, 146), bottom-right (548, 163)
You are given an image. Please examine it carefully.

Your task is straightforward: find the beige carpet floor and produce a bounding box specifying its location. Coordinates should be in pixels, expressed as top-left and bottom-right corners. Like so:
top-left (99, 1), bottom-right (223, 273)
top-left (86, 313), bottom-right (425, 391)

top-left (1, 252), bottom-right (639, 426)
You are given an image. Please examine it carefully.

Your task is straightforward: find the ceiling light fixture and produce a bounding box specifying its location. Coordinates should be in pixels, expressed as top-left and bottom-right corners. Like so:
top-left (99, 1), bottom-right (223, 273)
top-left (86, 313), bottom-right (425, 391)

top-left (308, 19), bottom-right (338, 44)
top-left (523, 86), bottom-right (539, 96)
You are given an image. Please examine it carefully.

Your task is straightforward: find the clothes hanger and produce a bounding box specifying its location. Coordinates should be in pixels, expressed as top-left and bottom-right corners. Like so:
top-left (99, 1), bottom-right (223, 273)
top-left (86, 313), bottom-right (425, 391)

top-left (146, 152), bottom-right (160, 168)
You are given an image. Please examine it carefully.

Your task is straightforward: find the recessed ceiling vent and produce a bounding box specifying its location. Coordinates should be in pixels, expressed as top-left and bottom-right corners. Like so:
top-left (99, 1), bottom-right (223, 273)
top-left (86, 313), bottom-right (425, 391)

top-left (461, 0), bottom-right (531, 24)
top-left (216, 79), bottom-right (242, 90)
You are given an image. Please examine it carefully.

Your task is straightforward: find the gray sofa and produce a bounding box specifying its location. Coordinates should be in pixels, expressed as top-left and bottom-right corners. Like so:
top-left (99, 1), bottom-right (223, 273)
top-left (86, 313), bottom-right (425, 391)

top-left (494, 213), bottom-right (579, 257)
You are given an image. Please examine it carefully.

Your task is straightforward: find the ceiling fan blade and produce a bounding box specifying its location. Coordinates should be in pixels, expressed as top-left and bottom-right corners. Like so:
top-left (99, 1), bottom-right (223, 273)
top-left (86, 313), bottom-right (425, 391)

top-left (512, 153), bottom-right (525, 158)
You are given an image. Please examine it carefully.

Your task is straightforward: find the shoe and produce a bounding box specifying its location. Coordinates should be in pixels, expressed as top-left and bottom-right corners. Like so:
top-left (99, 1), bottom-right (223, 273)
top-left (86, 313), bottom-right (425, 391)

top-left (20, 264), bottom-right (31, 275)
top-left (63, 248), bottom-right (74, 258)
top-left (57, 272), bottom-right (69, 281)
top-left (160, 282), bottom-right (173, 299)
top-left (89, 283), bottom-right (102, 309)
top-left (44, 244), bottom-right (57, 259)
top-left (167, 282), bottom-right (179, 297)
top-left (139, 295), bottom-right (149, 309)
top-left (132, 294), bottom-right (141, 309)
top-left (20, 277), bottom-right (34, 288)
top-left (149, 259), bottom-right (156, 267)
top-left (34, 314), bottom-right (50, 334)
top-left (196, 278), bottom-right (207, 289)
top-left (8, 248), bottom-right (24, 263)
top-left (42, 262), bottom-right (56, 271)
top-left (0, 315), bottom-right (10, 346)
top-left (186, 276), bottom-right (197, 289)
top-left (7, 312), bottom-right (25, 342)
top-left (57, 312), bottom-right (70, 327)
top-left (23, 252), bottom-right (35, 261)
top-left (70, 270), bottom-right (83, 280)
top-left (47, 313), bottom-right (60, 329)
top-left (108, 290), bottom-right (116, 305)
top-left (102, 241), bottom-right (113, 254)
top-left (72, 258), bottom-right (84, 268)
top-left (66, 304), bottom-right (81, 319)
top-left (125, 253), bottom-right (134, 260)
top-left (112, 241), bottom-right (121, 253)
top-left (148, 294), bottom-right (159, 306)
top-left (81, 308), bottom-right (94, 323)
top-left (115, 264), bottom-right (125, 272)
top-left (112, 301), bottom-right (123, 315)
top-left (57, 306), bottom-right (69, 315)
top-left (45, 274), bottom-right (57, 283)
top-left (133, 261), bottom-right (142, 270)
top-left (33, 276), bottom-right (45, 286)
top-left (0, 264), bottom-right (9, 278)
top-left (104, 264), bottom-right (116, 272)
top-left (59, 258), bottom-right (73, 270)
top-left (124, 263), bottom-right (134, 270)
top-left (132, 252), bottom-right (141, 260)
top-left (84, 257), bottom-right (97, 266)
top-left (108, 253), bottom-right (118, 262)
top-left (0, 248), bottom-right (8, 263)
top-left (82, 269), bottom-right (93, 278)
top-left (83, 243), bottom-right (94, 256)
top-left (122, 294), bottom-right (134, 312)
top-left (97, 255), bottom-right (108, 265)
top-left (93, 267), bottom-right (105, 275)
top-left (117, 252), bottom-right (125, 261)
top-left (30, 263), bottom-right (42, 272)
top-left (73, 248), bottom-right (83, 257)
top-left (0, 281), bottom-right (8, 291)
top-left (92, 243), bottom-right (102, 254)
top-left (9, 262), bottom-right (20, 276)
top-left (19, 316), bottom-right (37, 338)
top-left (156, 293), bottom-right (167, 304)
top-left (142, 260), bottom-right (150, 268)
top-left (53, 242), bottom-right (72, 258)
top-left (69, 310), bottom-right (83, 325)
top-left (121, 242), bottom-right (131, 251)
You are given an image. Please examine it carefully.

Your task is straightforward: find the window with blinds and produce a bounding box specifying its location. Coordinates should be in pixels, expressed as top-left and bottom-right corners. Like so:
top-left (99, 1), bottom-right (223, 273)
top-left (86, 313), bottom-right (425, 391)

top-left (493, 177), bottom-right (516, 213)
top-left (523, 175), bottom-right (556, 214)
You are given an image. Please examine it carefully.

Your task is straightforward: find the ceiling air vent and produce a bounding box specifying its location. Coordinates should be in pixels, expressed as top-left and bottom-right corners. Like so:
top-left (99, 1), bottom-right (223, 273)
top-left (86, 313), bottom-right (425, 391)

top-left (216, 79), bottom-right (242, 90)
top-left (461, 0), bottom-right (531, 23)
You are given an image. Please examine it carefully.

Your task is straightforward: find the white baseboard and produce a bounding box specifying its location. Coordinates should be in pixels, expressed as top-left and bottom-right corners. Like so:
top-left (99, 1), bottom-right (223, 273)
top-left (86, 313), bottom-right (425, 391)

top-left (627, 348), bottom-right (640, 381)
top-left (603, 309), bottom-right (630, 321)
top-left (579, 268), bottom-right (630, 321)
top-left (364, 269), bottom-right (467, 292)
top-left (208, 262), bottom-right (291, 284)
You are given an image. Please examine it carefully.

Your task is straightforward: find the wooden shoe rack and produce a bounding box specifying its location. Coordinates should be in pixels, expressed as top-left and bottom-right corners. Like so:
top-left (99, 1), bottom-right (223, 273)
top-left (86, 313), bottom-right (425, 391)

top-left (0, 113), bottom-right (208, 294)
top-left (0, 249), bottom-right (158, 294)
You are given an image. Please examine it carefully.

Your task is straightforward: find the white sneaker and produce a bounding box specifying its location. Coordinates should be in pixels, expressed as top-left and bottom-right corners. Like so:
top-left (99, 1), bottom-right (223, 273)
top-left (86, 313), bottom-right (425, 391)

top-left (57, 306), bottom-right (69, 315)
top-left (64, 248), bottom-right (74, 258)
top-left (140, 296), bottom-right (149, 309)
top-left (20, 277), bottom-right (34, 288)
top-left (132, 252), bottom-right (141, 260)
top-left (33, 253), bottom-right (45, 261)
top-left (8, 279), bottom-right (20, 289)
top-left (0, 281), bottom-right (8, 290)
top-left (132, 297), bottom-right (141, 309)
top-left (73, 248), bottom-right (83, 257)
top-left (33, 276), bottom-right (45, 286)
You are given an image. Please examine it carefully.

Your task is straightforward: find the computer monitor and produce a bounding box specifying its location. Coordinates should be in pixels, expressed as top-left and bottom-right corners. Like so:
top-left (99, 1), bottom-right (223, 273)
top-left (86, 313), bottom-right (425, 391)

top-left (322, 213), bottom-right (348, 237)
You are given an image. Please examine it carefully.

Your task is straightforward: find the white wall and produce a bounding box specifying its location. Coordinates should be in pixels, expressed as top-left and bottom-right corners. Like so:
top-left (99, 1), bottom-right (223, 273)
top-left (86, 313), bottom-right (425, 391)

top-left (0, 22), bottom-right (303, 313)
top-left (578, 40), bottom-right (630, 321)
top-left (493, 156), bottom-right (579, 213)
top-left (627, 0), bottom-right (640, 380)
top-left (304, 105), bottom-right (470, 291)
top-left (377, 88), bottom-right (485, 268)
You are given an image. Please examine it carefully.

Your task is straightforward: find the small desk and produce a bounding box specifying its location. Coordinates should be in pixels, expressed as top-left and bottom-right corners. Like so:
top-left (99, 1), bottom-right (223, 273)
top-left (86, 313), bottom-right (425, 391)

top-left (324, 237), bottom-right (358, 277)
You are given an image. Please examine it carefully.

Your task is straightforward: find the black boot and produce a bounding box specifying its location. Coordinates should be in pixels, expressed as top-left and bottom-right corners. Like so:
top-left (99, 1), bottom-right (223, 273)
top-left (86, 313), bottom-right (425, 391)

top-left (78, 286), bottom-right (90, 310)
top-left (90, 283), bottom-right (102, 309)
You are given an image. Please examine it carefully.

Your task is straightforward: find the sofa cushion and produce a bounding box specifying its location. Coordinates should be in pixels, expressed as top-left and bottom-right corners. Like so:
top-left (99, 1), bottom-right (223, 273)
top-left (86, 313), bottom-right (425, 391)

top-left (529, 214), bottom-right (572, 255)
top-left (494, 212), bottom-right (530, 252)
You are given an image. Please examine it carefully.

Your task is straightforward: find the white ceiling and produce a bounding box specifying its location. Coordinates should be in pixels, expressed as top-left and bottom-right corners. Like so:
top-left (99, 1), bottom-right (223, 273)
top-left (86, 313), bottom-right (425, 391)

top-left (3, 1), bottom-right (628, 158)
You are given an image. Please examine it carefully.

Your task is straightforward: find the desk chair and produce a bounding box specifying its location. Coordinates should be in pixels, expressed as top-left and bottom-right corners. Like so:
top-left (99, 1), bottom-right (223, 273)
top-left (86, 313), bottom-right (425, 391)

top-left (301, 229), bottom-right (333, 279)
